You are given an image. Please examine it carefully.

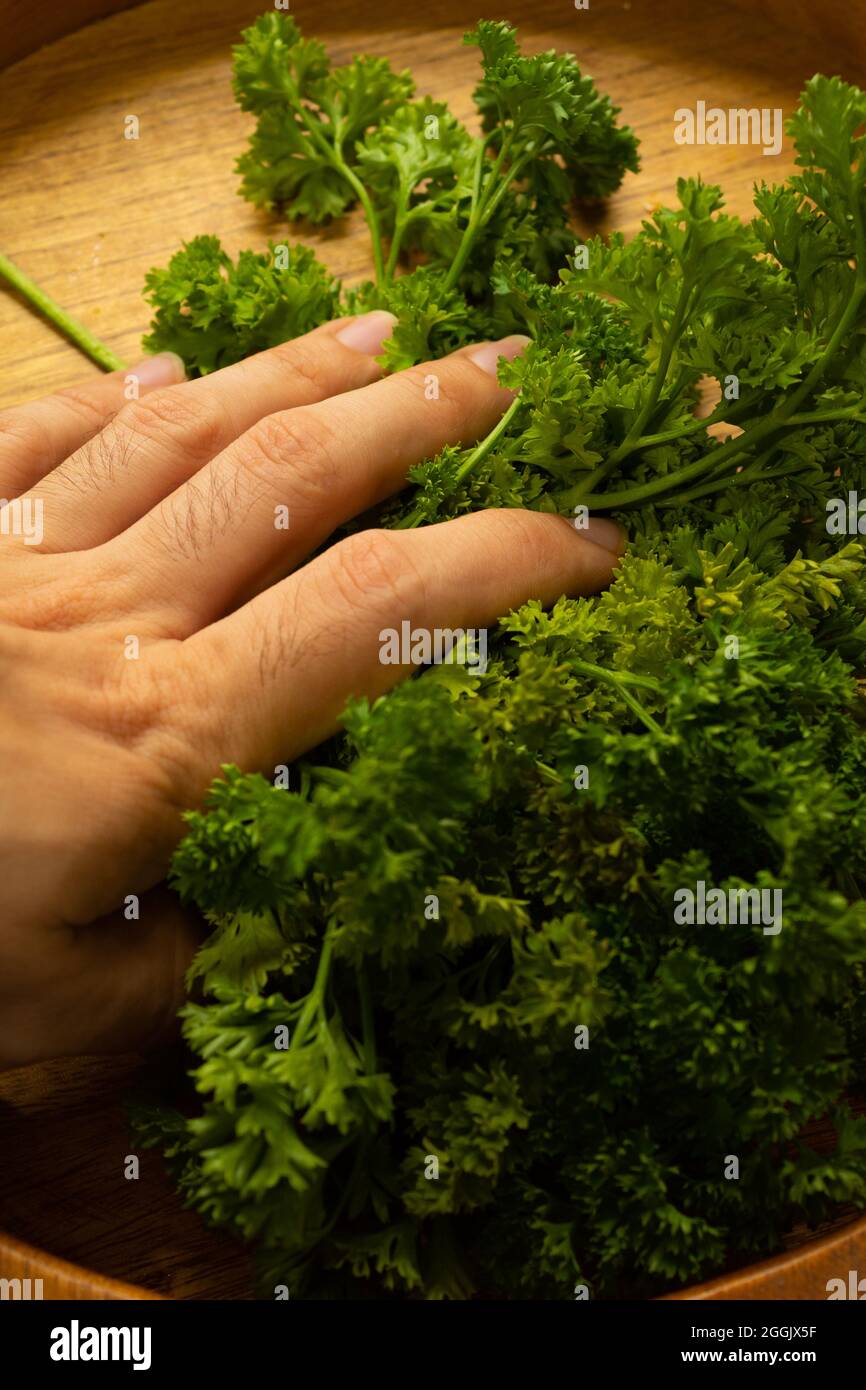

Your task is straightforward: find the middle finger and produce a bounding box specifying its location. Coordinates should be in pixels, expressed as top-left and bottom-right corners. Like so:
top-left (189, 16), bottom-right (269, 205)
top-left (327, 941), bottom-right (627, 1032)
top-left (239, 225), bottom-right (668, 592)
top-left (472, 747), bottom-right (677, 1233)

top-left (109, 337), bottom-right (529, 635)
top-left (15, 312), bottom-right (395, 555)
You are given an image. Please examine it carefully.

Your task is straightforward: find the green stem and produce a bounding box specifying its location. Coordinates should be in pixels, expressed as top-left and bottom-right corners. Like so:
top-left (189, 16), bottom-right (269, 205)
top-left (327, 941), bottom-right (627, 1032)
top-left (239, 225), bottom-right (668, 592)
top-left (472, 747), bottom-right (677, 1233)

top-left (0, 251), bottom-right (125, 372)
top-left (614, 684), bottom-right (667, 737)
top-left (571, 657), bottom-right (665, 736)
top-left (288, 96), bottom-right (387, 284)
top-left (564, 398), bottom-right (757, 510)
top-left (358, 968), bottom-right (376, 1073)
top-left (571, 657), bottom-right (660, 692)
top-left (384, 211), bottom-right (407, 282)
top-left (657, 456), bottom-right (805, 508)
top-left (783, 176), bottom-right (865, 412)
top-left (584, 394), bottom-right (866, 511)
top-left (478, 147), bottom-right (534, 227)
top-left (579, 430), bottom-right (766, 510)
top-left (455, 393), bottom-right (522, 482)
top-left (633, 395), bottom-right (755, 451)
top-left (392, 393), bottom-right (523, 530)
top-left (291, 929), bottom-right (335, 1053)
top-left (777, 287), bottom-right (866, 423)
top-left (441, 134), bottom-right (533, 294)
top-left (575, 202), bottom-right (865, 515)
top-left (609, 278), bottom-right (694, 465)
top-left (568, 286), bottom-right (694, 506)
top-left (441, 139), bottom-right (488, 294)
top-left (337, 161), bottom-right (386, 284)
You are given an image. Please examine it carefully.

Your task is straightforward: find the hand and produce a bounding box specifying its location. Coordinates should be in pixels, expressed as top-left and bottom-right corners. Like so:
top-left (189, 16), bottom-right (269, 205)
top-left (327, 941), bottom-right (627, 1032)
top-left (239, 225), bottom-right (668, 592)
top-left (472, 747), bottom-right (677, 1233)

top-left (0, 312), bottom-right (623, 1067)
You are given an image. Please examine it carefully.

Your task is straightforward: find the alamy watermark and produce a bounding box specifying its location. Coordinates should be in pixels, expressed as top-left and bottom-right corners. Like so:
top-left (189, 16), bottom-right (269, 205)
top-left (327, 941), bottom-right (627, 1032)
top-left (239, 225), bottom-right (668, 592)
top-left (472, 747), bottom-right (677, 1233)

top-left (826, 1270), bottom-right (866, 1299)
top-left (674, 102), bottom-right (783, 157)
top-left (379, 622), bottom-right (488, 673)
top-left (826, 492), bottom-right (866, 535)
top-left (673, 880), bottom-right (783, 935)
top-left (1, 1276), bottom-right (43, 1299)
top-left (0, 496), bottom-right (43, 545)
top-left (50, 1320), bottom-right (151, 1371)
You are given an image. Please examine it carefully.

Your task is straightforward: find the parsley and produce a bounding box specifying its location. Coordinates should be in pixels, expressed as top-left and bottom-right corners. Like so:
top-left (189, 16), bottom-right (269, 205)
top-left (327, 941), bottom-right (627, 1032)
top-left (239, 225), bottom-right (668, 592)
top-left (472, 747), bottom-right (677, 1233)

top-left (142, 237), bottom-right (339, 375)
top-left (54, 18), bottom-right (866, 1297)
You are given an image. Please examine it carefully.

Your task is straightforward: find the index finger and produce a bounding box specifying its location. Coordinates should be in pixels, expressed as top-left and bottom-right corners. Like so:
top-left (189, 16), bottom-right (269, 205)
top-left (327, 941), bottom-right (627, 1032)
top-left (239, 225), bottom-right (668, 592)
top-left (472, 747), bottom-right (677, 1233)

top-left (15, 311), bottom-right (397, 554)
top-left (0, 352), bottom-right (185, 498)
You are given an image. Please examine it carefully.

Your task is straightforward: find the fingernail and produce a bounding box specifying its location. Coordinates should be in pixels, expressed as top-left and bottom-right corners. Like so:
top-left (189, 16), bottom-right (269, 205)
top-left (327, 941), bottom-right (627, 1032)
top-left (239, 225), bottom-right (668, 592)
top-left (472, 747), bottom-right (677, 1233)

top-left (578, 516), bottom-right (627, 555)
top-left (335, 310), bottom-right (398, 355)
top-left (131, 352), bottom-right (187, 387)
top-left (466, 334), bottom-right (531, 376)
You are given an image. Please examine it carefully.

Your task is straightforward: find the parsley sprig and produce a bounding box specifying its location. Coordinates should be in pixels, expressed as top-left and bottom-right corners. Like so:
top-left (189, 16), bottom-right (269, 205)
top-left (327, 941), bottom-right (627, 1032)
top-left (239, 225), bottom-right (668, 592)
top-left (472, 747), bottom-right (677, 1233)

top-left (16, 15), bottom-right (863, 1300)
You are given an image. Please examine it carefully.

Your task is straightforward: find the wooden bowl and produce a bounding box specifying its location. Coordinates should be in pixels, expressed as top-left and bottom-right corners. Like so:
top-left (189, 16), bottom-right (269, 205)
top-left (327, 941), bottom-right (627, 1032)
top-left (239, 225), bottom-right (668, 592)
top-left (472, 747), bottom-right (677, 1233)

top-left (1, 0), bottom-right (865, 1299)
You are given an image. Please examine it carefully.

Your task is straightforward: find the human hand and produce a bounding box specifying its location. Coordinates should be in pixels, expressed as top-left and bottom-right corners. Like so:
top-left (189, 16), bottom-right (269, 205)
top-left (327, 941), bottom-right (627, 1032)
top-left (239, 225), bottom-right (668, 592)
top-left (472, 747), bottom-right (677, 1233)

top-left (0, 312), bottom-right (623, 1066)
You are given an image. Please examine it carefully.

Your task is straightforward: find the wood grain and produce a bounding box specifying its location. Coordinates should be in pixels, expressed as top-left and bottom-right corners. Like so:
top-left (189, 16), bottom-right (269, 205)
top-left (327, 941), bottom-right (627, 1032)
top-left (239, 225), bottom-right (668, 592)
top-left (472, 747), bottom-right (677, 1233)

top-left (1, 0), bottom-right (866, 1300)
top-left (0, 1055), bottom-right (254, 1298)
top-left (667, 1212), bottom-right (866, 1301)
top-left (2, 0), bottom-right (865, 410)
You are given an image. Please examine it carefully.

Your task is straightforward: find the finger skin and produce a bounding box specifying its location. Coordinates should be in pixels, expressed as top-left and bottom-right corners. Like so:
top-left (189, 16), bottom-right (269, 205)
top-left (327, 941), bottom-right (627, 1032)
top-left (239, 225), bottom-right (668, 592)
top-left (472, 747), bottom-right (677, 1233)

top-left (0, 353), bottom-right (186, 498)
top-left (112, 336), bottom-right (528, 632)
top-left (13, 314), bottom-right (395, 554)
top-left (184, 509), bottom-right (624, 777)
top-left (0, 888), bottom-right (202, 1067)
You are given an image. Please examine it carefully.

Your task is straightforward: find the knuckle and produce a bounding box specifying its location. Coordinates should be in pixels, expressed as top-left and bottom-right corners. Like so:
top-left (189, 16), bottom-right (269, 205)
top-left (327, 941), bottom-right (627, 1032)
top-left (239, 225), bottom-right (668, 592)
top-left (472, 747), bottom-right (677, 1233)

top-left (475, 507), bottom-right (550, 569)
top-left (242, 408), bottom-right (343, 512)
top-left (55, 384), bottom-right (112, 433)
top-left (421, 366), bottom-right (466, 415)
top-left (389, 360), bottom-right (469, 421)
top-left (326, 528), bottom-right (427, 619)
top-left (0, 409), bottom-right (52, 490)
top-left (0, 554), bottom-right (99, 629)
top-left (270, 339), bottom-right (332, 398)
top-left (114, 387), bottom-right (224, 462)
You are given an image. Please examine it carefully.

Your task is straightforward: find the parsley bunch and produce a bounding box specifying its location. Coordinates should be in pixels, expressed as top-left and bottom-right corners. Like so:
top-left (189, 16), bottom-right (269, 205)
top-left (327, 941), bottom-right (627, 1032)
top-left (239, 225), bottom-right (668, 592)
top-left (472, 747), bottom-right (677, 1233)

top-left (135, 18), bottom-right (866, 1299)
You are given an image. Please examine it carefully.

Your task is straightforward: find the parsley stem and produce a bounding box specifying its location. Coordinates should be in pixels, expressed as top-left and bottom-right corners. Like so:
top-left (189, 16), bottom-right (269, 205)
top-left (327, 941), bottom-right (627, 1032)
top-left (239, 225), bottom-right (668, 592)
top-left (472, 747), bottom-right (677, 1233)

top-left (659, 405), bottom-right (866, 509)
top-left (658, 456), bottom-right (805, 508)
top-left (576, 204), bottom-right (864, 515)
top-left (570, 281), bottom-right (694, 504)
top-left (615, 684), bottom-right (666, 736)
top-left (479, 147), bottom-right (534, 226)
top-left (392, 392), bottom-right (523, 529)
top-left (442, 140), bottom-right (489, 293)
top-left (283, 88), bottom-right (387, 284)
top-left (291, 928), bottom-right (335, 1053)
top-left (338, 162), bottom-right (386, 284)
top-left (784, 281), bottom-right (866, 411)
top-left (613, 277), bottom-right (693, 460)
top-left (582, 396), bottom-right (861, 511)
top-left (633, 395), bottom-right (754, 450)
top-left (454, 392), bottom-right (522, 482)
top-left (609, 278), bottom-right (694, 475)
top-left (358, 968), bottom-right (376, 1073)
top-left (571, 657), bottom-right (664, 735)
top-left (571, 657), bottom-right (660, 692)
top-left (384, 211), bottom-right (407, 282)
top-left (0, 251), bottom-right (126, 372)
top-left (442, 133), bottom-right (529, 293)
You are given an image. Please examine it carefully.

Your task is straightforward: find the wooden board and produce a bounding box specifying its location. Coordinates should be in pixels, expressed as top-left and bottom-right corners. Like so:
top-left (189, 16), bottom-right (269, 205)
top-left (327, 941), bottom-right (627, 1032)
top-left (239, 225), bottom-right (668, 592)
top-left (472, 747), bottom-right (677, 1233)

top-left (2, 0), bottom-right (865, 412)
top-left (2, 0), bottom-right (866, 1300)
top-left (0, 1055), bottom-right (254, 1298)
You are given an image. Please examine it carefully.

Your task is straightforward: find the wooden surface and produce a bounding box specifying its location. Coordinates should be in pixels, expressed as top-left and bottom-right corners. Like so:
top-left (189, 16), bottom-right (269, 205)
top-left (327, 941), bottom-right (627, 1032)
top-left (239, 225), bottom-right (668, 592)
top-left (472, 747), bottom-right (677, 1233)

top-left (667, 1212), bottom-right (866, 1301)
top-left (2, 0), bottom-right (866, 1300)
top-left (0, 1055), bottom-right (254, 1298)
top-left (1, 1054), bottom-right (863, 1300)
top-left (2, 0), bottom-right (866, 412)
top-left (0, 1232), bottom-right (164, 1301)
